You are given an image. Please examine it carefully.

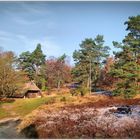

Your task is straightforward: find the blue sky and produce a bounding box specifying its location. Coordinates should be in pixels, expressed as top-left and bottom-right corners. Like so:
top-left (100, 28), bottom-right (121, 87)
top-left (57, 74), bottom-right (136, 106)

top-left (0, 1), bottom-right (140, 65)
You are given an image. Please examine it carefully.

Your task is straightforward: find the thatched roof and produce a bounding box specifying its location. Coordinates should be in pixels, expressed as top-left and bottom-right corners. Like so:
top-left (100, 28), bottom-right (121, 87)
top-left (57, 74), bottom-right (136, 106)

top-left (24, 81), bottom-right (40, 92)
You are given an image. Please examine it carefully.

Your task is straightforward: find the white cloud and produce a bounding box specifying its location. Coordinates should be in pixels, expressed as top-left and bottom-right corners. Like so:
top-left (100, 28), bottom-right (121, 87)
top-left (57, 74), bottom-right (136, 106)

top-left (13, 17), bottom-right (39, 25)
top-left (1, 2), bottom-right (50, 15)
top-left (1, 2), bottom-right (53, 27)
top-left (24, 37), bottom-right (63, 58)
top-left (12, 16), bottom-right (56, 30)
top-left (0, 30), bottom-right (62, 58)
top-left (20, 2), bottom-right (51, 15)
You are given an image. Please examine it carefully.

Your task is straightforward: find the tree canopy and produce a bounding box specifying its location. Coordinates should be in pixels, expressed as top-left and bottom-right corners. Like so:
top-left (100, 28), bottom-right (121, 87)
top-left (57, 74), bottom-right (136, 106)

top-left (72, 35), bottom-right (110, 90)
top-left (1, 15), bottom-right (140, 98)
top-left (111, 15), bottom-right (140, 98)
top-left (0, 50), bottom-right (28, 97)
top-left (45, 54), bottom-right (72, 90)
top-left (18, 44), bottom-right (46, 89)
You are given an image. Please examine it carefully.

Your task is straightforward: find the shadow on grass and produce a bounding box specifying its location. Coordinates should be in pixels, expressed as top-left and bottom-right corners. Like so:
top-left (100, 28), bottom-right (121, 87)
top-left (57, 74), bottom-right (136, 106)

top-left (20, 124), bottom-right (39, 138)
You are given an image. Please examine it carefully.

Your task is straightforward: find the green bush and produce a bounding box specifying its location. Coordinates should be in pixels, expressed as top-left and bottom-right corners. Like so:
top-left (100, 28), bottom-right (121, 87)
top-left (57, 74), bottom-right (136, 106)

top-left (79, 87), bottom-right (89, 96)
top-left (60, 96), bottom-right (66, 102)
top-left (70, 89), bottom-right (80, 96)
top-left (70, 87), bottom-right (89, 96)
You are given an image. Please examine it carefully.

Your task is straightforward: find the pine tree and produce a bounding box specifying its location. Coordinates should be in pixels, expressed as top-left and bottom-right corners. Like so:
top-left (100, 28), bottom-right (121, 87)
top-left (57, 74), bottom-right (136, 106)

top-left (31, 43), bottom-right (46, 75)
top-left (72, 35), bottom-right (110, 92)
top-left (18, 44), bottom-right (46, 89)
top-left (111, 15), bottom-right (140, 98)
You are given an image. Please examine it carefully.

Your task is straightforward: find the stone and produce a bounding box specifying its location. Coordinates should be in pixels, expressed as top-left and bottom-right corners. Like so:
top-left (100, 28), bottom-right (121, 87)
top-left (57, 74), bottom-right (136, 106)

top-left (116, 106), bottom-right (132, 114)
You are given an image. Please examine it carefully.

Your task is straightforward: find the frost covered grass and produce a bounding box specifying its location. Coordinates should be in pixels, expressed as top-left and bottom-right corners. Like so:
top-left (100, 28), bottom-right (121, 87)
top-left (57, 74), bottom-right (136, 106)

top-left (18, 96), bottom-right (140, 139)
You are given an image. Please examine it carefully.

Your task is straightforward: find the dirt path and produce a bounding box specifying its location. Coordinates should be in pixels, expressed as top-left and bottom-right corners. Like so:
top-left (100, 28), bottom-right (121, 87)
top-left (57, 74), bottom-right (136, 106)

top-left (0, 117), bottom-right (25, 139)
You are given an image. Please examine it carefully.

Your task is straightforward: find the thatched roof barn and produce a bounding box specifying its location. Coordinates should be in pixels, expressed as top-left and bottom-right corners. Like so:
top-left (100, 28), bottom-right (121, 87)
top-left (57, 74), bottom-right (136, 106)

top-left (23, 81), bottom-right (42, 98)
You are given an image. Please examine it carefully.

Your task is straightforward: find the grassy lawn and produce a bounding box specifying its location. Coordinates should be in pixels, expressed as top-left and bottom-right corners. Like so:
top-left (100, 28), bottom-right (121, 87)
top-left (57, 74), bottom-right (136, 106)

top-left (0, 96), bottom-right (57, 119)
top-left (13, 97), bottom-right (56, 116)
top-left (0, 92), bottom-right (107, 120)
top-left (0, 108), bottom-right (10, 119)
top-left (0, 93), bottom-right (77, 120)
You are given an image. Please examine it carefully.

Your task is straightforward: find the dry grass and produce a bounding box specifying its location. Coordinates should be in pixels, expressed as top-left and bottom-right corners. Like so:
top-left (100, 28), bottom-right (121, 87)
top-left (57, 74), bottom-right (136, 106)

top-left (0, 95), bottom-right (62, 120)
top-left (133, 94), bottom-right (140, 99)
top-left (17, 93), bottom-right (140, 132)
top-left (17, 94), bottom-right (113, 132)
top-left (1, 89), bottom-right (140, 138)
top-left (17, 94), bottom-right (140, 139)
top-left (1, 89), bottom-right (140, 121)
